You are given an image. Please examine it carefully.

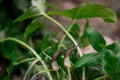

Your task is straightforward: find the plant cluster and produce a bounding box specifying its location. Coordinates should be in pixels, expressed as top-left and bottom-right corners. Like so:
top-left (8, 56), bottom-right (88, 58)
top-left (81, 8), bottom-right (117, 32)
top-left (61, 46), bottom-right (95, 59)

top-left (0, 0), bottom-right (120, 80)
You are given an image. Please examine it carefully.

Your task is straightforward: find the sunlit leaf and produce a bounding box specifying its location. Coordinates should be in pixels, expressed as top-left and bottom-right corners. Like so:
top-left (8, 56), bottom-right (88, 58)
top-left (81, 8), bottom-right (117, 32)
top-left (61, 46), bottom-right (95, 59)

top-left (48, 2), bottom-right (117, 22)
top-left (86, 26), bottom-right (106, 52)
top-left (103, 50), bottom-right (120, 80)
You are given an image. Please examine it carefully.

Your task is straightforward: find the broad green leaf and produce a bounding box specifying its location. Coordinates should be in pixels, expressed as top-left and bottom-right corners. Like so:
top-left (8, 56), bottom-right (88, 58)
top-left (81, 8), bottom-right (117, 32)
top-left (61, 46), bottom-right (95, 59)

top-left (74, 53), bottom-right (102, 69)
top-left (14, 0), bottom-right (46, 22)
top-left (103, 50), bottom-right (120, 80)
top-left (107, 41), bottom-right (120, 54)
top-left (86, 26), bottom-right (106, 52)
top-left (24, 19), bottom-right (43, 38)
top-left (48, 2), bottom-right (117, 22)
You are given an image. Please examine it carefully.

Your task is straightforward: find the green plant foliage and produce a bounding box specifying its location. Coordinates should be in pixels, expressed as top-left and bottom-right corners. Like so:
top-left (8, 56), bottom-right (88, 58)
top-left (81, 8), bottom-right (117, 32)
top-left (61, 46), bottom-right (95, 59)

top-left (14, 6), bottom-right (42, 22)
top-left (74, 53), bottom-right (102, 69)
top-left (59, 70), bottom-right (67, 80)
top-left (0, 0), bottom-right (119, 80)
top-left (31, 64), bottom-right (48, 79)
top-left (86, 26), bottom-right (106, 52)
top-left (24, 18), bottom-right (43, 38)
top-left (69, 23), bottom-right (80, 40)
top-left (85, 67), bottom-right (102, 80)
top-left (103, 50), bottom-right (120, 80)
top-left (45, 3), bottom-right (60, 11)
top-left (48, 2), bottom-right (117, 22)
top-left (41, 33), bottom-right (52, 50)
top-left (14, 0), bottom-right (46, 22)
top-left (107, 41), bottom-right (120, 54)
top-left (80, 20), bottom-right (89, 47)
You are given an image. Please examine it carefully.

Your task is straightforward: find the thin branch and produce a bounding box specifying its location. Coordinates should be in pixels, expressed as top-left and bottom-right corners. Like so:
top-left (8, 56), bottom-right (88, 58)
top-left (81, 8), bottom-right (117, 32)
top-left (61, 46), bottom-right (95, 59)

top-left (23, 59), bottom-right (39, 80)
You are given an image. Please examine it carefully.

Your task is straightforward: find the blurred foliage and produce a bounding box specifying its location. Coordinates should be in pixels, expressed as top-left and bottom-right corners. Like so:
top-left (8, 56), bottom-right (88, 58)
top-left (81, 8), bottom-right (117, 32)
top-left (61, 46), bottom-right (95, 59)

top-left (0, 0), bottom-right (31, 38)
top-left (0, 0), bottom-right (41, 79)
top-left (0, 0), bottom-right (119, 80)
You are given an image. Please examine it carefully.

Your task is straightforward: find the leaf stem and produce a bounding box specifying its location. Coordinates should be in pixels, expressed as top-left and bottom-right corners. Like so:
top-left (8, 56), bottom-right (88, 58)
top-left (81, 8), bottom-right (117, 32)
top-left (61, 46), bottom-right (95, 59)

top-left (0, 38), bottom-right (52, 80)
top-left (57, 20), bottom-right (76, 51)
top-left (31, 69), bottom-right (53, 80)
top-left (68, 68), bottom-right (72, 80)
top-left (23, 59), bottom-right (39, 80)
top-left (43, 14), bottom-right (83, 57)
top-left (56, 71), bottom-right (60, 80)
top-left (94, 75), bottom-right (107, 80)
top-left (82, 67), bottom-right (85, 80)
top-left (14, 58), bottom-right (36, 65)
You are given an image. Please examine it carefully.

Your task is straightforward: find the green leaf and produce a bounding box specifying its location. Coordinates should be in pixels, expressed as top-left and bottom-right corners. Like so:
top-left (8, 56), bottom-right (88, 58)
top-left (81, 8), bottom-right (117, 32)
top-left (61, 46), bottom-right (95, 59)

top-left (80, 20), bottom-right (89, 47)
top-left (24, 19), bottom-right (43, 38)
top-left (86, 26), bottom-right (106, 52)
top-left (48, 2), bottom-right (117, 22)
top-left (45, 3), bottom-right (60, 11)
top-left (69, 23), bottom-right (80, 40)
top-left (14, 0), bottom-right (46, 22)
top-left (103, 50), bottom-right (120, 80)
top-left (41, 33), bottom-right (52, 50)
top-left (14, 6), bottom-right (42, 22)
top-left (107, 41), bottom-right (120, 54)
top-left (74, 53), bottom-right (102, 69)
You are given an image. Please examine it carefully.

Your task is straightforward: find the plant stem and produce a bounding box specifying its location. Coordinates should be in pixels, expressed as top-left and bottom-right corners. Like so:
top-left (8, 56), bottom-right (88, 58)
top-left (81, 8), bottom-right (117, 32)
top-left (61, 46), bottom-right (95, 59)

top-left (31, 69), bottom-right (53, 80)
top-left (57, 20), bottom-right (76, 51)
top-left (68, 68), bottom-right (72, 80)
top-left (14, 58), bottom-right (36, 65)
top-left (43, 14), bottom-right (86, 80)
top-left (42, 50), bottom-right (52, 60)
top-left (56, 71), bottom-right (60, 80)
top-left (94, 75), bottom-right (107, 80)
top-left (23, 59), bottom-right (39, 80)
top-left (0, 38), bottom-right (53, 80)
top-left (43, 14), bottom-right (83, 57)
top-left (82, 67), bottom-right (85, 80)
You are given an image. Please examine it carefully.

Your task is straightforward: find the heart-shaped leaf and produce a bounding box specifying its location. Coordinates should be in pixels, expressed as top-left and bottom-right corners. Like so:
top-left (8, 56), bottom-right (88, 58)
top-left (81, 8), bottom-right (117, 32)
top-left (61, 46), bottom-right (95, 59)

top-left (48, 2), bottom-right (117, 22)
